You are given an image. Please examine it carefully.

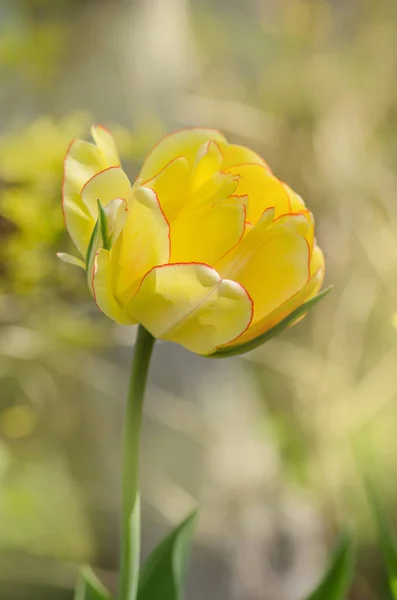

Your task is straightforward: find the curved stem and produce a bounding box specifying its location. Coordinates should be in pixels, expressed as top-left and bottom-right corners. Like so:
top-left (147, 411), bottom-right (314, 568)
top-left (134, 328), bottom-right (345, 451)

top-left (118, 325), bottom-right (155, 600)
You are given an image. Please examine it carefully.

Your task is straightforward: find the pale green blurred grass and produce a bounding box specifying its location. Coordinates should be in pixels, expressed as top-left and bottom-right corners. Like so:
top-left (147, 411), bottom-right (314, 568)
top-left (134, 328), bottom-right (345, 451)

top-left (1, 0), bottom-right (397, 599)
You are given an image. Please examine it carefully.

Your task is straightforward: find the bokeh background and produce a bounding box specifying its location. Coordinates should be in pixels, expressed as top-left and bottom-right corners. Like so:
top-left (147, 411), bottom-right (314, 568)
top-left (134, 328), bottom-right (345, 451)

top-left (1, 0), bottom-right (397, 598)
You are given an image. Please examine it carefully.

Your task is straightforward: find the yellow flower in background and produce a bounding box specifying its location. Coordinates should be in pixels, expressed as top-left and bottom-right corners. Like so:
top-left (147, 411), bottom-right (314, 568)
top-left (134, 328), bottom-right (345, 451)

top-left (61, 126), bottom-right (324, 355)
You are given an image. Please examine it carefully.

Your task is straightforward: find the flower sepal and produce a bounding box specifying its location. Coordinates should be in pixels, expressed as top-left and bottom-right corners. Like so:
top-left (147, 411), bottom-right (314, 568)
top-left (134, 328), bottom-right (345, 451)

top-left (85, 198), bottom-right (128, 274)
top-left (209, 286), bottom-right (332, 358)
top-left (56, 252), bottom-right (85, 269)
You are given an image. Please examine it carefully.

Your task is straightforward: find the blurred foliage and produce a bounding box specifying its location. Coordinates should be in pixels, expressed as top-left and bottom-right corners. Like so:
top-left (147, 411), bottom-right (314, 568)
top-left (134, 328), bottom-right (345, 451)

top-left (0, 115), bottom-right (87, 294)
top-left (0, 22), bottom-right (66, 88)
top-left (0, 113), bottom-right (110, 574)
top-left (0, 439), bottom-right (92, 560)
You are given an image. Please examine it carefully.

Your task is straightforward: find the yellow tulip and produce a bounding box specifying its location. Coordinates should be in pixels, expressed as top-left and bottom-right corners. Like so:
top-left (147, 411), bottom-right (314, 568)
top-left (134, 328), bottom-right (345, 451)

top-left (61, 125), bottom-right (324, 355)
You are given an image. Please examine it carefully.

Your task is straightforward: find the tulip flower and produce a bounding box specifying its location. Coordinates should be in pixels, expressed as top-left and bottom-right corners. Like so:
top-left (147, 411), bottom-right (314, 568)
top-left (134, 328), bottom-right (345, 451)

top-left (60, 126), bottom-right (328, 600)
top-left (61, 125), bottom-right (325, 355)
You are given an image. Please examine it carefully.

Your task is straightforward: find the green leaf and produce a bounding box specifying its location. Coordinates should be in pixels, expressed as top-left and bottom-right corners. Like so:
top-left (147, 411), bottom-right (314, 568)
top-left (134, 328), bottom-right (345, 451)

top-left (305, 532), bottom-right (354, 600)
top-left (137, 511), bottom-right (197, 600)
top-left (74, 566), bottom-right (113, 600)
top-left (209, 286), bottom-right (333, 358)
top-left (364, 477), bottom-right (397, 598)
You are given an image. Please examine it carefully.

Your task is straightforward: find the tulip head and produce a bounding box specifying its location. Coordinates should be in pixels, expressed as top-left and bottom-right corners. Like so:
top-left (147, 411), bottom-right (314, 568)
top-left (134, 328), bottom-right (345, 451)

top-left (61, 126), bottom-right (325, 355)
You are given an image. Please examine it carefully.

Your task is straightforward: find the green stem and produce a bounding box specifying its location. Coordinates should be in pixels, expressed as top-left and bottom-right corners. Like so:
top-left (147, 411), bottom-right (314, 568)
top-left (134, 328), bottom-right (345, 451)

top-left (118, 325), bottom-right (155, 600)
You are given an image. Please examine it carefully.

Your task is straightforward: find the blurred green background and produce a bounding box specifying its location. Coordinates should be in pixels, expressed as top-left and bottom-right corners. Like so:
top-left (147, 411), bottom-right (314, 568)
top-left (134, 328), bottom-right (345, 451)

top-left (1, 0), bottom-right (397, 598)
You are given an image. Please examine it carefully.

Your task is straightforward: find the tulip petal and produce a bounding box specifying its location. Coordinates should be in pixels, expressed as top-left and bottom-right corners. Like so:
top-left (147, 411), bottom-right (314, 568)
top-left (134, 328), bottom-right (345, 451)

top-left (63, 131), bottom-right (120, 256)
top-left (91, 249), bottom-right (135, 325)
top-left (139, 128), bottom-right (227, 182)
top-left (63, 141), bottom-right (101, 255)
top-left (91, 124), bottom-right (120, 166)
top-left (99, 198), bottom-right (129, 249)
top-left (216, 206), bottom-right (275, 265)
top-left (272, 212), bottom-right (312, 239)
top-left (189, 171), bottom-right (240, 208)
top-left (64, 139), bottom-right (108, 190)
top-left (217, 215), bottom-right (310, 323)
top-left (62, 190), bottom-right (94, 256)
top-left (225, 165), bottom-right (291, 225)
top-left (281, 184), bottom-right (315, 247)
top-left (142, 156), bottom-right (190, 223)
top-left (283, 184), bottom-right (306, 212)
top-left (310, 243), bottom-right (325, 276)
top-left (219, 143), bottom-right (271, 171)
top-left (226, 268), bottom-right (323, 347)
top-left (86, 198), bottom-right (129, 280)
top-left (192, 140), bottom-right (224, 192)
top-left (81, 166), bottom-right (132, 219)
top-left (170, 195), bottom-right (247, 265)
top-left (112, 187), bottom-right (171, 302)
top-left (127, 263), bottom-right (253, 354)
top-left (212, 284), bottom-right (331, 357)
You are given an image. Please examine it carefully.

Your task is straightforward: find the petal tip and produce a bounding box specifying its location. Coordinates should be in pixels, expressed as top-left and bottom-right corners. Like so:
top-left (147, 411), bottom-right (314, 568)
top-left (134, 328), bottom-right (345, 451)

top-left (195, 264), bottom-right (220, 287)
top-left (219, 279), bottom-right (245, 300)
